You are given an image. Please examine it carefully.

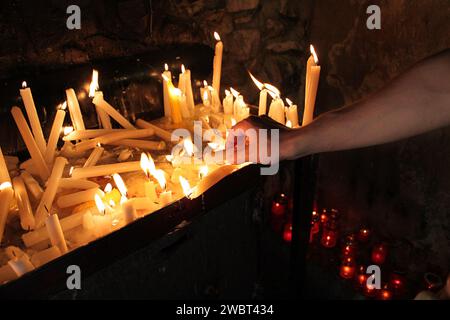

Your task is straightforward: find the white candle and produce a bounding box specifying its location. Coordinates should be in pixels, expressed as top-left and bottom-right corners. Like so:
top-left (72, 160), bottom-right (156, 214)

top-left (44, 107), bottom-right (66, 165)
top-left (159, 190), bottom-right (173, 206)
top-left (56, 188), bottom-right (104, 209)
top-left (208, 86), bottom-right (222, 113)
top-left (71, 161), bottom-right (141, 179)
top-left (122, 201), bottom-right (137, 224)
top-left (30, 245), bottom-right (61, 268)
top-left (248, 72), bottom-right (268, 116)
top-left (0, 182), bottom-right (14, 243)
top-left (183, 68), bottom-right (196, 115)
top-left (8, 254), bottom-right (35, 276)
top-left (92, 93), bottom-right (135, 129)
top-left (179, 93), bottom-right (191, 119)
top-left (20, 171), bottom-right (43, 201)
top-left (108, 139), bottom-right (166, 151)
top-left (92, 91), bottom-right (112, 130)
top-left (223, 90), bottom-right (233, 115)
top-left (162, 64), bottom-right (172, 118)
top-left (135, 119), bottom-right (173, 142)
top-left (22, 209), bottom-right (86, 247)
top-left (0, 264), bottom-right (17, 284)
top-left (0, 147), bottom-right (11, 183)
top-left (11, 106), bottom-right (50, 181)
top-left (58, 178), bottom-right (99, 190)
top-left (212, 32), bottom-right (223, 97)
top-left (20, 83), bottom-right (47, 156)
top-left (268, 97), bottom-right (285, 125)
top-left (12, 176), bottom-right (35, 231)
top-left (66, 88), bottom-right (86, 131)
top-left (63, 129), bottom-right (126, 141)
top-left (285, 98), bottom-right (299, 127)
top-left (73, 128), bottom-right (155, 153)
top-left (201, 82), bottom-right (211, 107)
top-left (35, 157), bottom-right (67, 228)
top-left (83, 145), bottom-right (104, 167)
top-left (303, 45), bottom-right (321, 126)
top-left (45, 214), bottom-right (68, 253)
top-left (144, 180), bottom-right (157, 201)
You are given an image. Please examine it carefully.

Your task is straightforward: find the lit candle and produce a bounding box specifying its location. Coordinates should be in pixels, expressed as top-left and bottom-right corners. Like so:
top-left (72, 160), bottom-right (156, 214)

top-left (320, 219), bottom-right (338, 248)
top-left (58, 178), bottom-right (99, 190)
top-left (341, 234), bottom-right (357, 258)
top-left (357, 227), bottom-right (371, 242)
top-left (30, 245), bottom-right (61, 268)
top-left (285, 98), bottom-right (299, 127)
top-left (201, 81), bottom-right (211, 107)
top-left (154, 169), bottom-right (172, 205)
top-left (303, 45), bottom-right (321, 126)
top-left (20, 82), bottom-right (47, 156)
top-left (162, 74), bottom-right (183, 124)
top-left (71, 161), bottom-right (141, 179)
top-left (339, 257), bottom-right (356, 279)
top-left (223, 89), bottom-right (233, 114)
top-left (92, 92), bottom-right (136, 129)
top-left (135, 119), bottom-right (174, 142)
top-left (212, 32), bottom-right (223, 97)
top-left (83, 144), bottom-right (104, 167)
top-left (122, 201), bottom-right (137, 224)
top-left (11, 106), bottom-right (50, 181)
top-left (90, 70), bottom-right (112, 129)
top-left (44, 103), bottom-right (66, 165)
top-left (268, 92), bottom-right (285, 125)
top-left (12, 176), bottom-right (35, 231)
top-left (162, 63), bottom-right (172, 118)
top-left (377, 284), bottom-right (393, 300)
top-left (389, 272), bottom-right (406, 297)
top-left (249, 72), bottom-right (268, 116)
top-left (283, 221), bottom-right (293, 243)
top-left (0, 182), bottom-right (14, 243)
top-left (309, 210), bottom-right (320, 243)
top-left (206, 86), bottom-right (220, 114)
top-left (34, 157), bottom-right (67, 228)
top-left (0, 147), bottom-right (11, 183)
top-left (140, 153), bottom-right (158, 202)
top-left (66, 88), bottom-right (86, 131)
top-left (56, 188), bottom-right (104, 209)
top-left (371, 243), bottom-right (388, 264)
top-left (20, 171), bottom-right (43, 202)
top-left (45, 213), bottom-right (68, 253)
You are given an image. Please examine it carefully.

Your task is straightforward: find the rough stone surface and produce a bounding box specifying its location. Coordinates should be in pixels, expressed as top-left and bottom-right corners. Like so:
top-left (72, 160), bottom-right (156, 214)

top-left (226, 0), bottom-right (260, 13)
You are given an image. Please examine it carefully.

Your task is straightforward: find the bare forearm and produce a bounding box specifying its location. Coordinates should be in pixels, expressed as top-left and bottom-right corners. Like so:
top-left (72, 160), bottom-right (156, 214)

top-left (283, 49), bottom-right (450, 159)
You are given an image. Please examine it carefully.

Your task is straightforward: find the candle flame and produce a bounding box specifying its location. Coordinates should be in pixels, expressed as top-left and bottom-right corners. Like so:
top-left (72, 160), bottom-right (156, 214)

top-left (183, 138), bottom-right (194, 157)
top-left (21, 81), bottom-right (27, 88)
top-left (0, 182), bottom-right (12, 190)
top-left (94, 194), bottom-right (105, 214)
top-left (286, 120), bottom-right (292, 128)
top-left (267, 90), bottom-right (278, 99)
top-left (181, 64), bottom-right (185, 74)
top-left (286, 98), bottom-right (293, 106)
top-left (104, 183), bottom-right (113, 193)
top-left (310, 44), bottom-right (319, 64)
top-left (179, 176), bottom-right (192, 198)
top-left (153, 169), bottom-right (166, 190)
top-left (164, 63), bottom-right (169, 71)
top-left (89, 69), bottom-right (99, 98)
top-left (203, 90), bottom-right (209, 102)
top-left (112, 173), bottom-right (127, 197)
top-left (69, 166), bottom-right (74, 177)
top-left (248, 71), bottom-right (264, 91)
top-left (140, 153), bottom-right (156, 178)
top-left (231, 118), bottom-right (237, 126)
top-left (203, 80), bottom-right (208, 87)
top-left (264, 83), bottom-right (281, 97)
top-left (225, 89), bottom-right (231, 97)
top-left (198, 166), bottom-right (209, 179)
top-left (63, 126), bottom-right (74, 136)
top-left (60, 101), bottom-right (67, 110)
top-left (207, 85), bottom-right (215, 92)
top-left (120, 195), bottom-right (127, 206)
top-left (172, 87), bottom-right (182, 97)
top-left (230, 87), bottom-right (240, 98)
top-left (214, 32), bottom-right (221, 42)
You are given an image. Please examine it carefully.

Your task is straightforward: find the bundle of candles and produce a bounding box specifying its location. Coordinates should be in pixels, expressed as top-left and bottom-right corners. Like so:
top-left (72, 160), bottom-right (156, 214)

top-left (0, 33), bottom-right (321, 286)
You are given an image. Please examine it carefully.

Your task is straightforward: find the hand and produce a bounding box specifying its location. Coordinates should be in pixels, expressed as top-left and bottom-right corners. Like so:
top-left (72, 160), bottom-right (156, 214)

top-left (225, 115), bottom-right (292, 165)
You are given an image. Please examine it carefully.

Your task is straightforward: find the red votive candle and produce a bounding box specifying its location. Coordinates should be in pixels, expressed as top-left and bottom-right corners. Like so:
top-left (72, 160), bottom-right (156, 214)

top-left (320, 219), bottom-right (338, 248)
top-left (355, 266), bottom-right (369, 291)
top-left (283, 221), bottom-right (292, 243)
top-left (371, 243), bottom-right (388, 265)
top-left (339, 257), bottom-right (356, 279)
top-left (341, 234), bottom-right (357, 258)
top-left (320, 209), bottom-right (328, 225)
top-left (357, 228), bottom-right (371, 242)
top-left (377, 284), bottom-right (393, 300)
top-left (389, 272), bottom-right (406, 297)
top-left (271, 193), bottom-right (287, 232)
top-left (309, 210), bottom-right (320, 243)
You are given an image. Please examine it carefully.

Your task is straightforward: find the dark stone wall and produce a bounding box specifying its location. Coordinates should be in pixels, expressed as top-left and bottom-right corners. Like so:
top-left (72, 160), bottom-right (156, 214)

top-left (311, 0), bottom-right (450, 279)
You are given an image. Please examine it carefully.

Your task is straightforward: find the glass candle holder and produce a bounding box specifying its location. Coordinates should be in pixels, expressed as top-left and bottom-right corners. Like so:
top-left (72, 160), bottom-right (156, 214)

top-left (321, 219), bottom-right (338, 248)
top-left (377, 284), bottom-right (393, 300)
top-left (389, 272), bottom-right (406, 297)
top-left (357, 227), bottom-right (371, 243)
top-left (371, 243), bottom-right (388, 265)
top-left (355, 265), bottom-right (369, 291)
top-left (309, 210), bottom-right (320, 243)
top-left (339, 257), bottom-right (356, 279)
top-left (341, 234), bottom-right (357, 258)
top-left (283, 221), bottom-right (292, 243)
